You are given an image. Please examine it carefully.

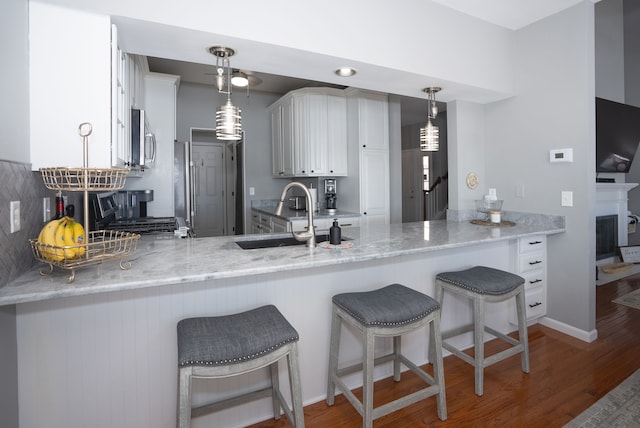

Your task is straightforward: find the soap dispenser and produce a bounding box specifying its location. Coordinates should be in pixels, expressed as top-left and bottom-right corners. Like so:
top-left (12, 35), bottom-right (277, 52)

top-left (329, 219), bottom-right (341, 245)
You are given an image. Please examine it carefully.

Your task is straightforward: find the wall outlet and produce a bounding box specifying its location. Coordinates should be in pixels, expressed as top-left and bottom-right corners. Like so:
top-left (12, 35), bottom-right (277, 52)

top-left (561, 191), bottom-right (573, 207)
top-left (43, 197), bottom-right (51, 222)
top-left (10, 200), bottom-right (21, 233)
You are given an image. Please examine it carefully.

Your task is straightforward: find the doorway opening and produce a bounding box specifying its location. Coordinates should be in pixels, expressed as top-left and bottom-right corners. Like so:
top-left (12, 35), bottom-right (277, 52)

top-left (183, 128), bottom-right (242, 237)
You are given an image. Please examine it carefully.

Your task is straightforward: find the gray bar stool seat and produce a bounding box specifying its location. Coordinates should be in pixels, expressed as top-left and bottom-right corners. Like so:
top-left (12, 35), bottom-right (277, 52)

top-left (434, 266), bottom-right (530, 396)
top-left (326, 283), bottom-right (447, 428)
top-left (177, 304), bottom-right (304, 428)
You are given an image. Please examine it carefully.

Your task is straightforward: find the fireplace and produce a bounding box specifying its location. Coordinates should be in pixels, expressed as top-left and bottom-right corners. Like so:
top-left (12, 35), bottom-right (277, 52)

top-left (595, 182), bottom-right (638, 263)
top-left (596, 215), bottom-right (618, 260)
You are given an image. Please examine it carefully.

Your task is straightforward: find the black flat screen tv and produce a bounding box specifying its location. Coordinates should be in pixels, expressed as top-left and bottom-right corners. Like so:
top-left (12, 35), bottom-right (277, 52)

top-left (596, 97), bottom-right (640, 173)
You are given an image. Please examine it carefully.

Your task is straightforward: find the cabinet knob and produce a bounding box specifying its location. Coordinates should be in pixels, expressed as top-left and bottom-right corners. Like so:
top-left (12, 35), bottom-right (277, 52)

top-left (330, 170), bottom-right (334, 173)
top-left (362, 144), bottom-right (367, 148)
top-left (363, 212), bottom-right (367, 215)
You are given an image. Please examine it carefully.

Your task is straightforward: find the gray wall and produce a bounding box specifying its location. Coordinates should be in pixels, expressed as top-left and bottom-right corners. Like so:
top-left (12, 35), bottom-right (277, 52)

top-left (0, 0), bottom-right (28, 425)
top-left (176, 83), bottom-right (284, 229)
top-left (485, 2), bottom-right (596, 333)
top-left (0, 0), bottom-right (29, 164)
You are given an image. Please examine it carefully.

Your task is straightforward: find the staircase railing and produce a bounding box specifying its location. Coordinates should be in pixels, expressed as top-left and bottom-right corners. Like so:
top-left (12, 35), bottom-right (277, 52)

top-left (424, 172), bottom-right (448, 220)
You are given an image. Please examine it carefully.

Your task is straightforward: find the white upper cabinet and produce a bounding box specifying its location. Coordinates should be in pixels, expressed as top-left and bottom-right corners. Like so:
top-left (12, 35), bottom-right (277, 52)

top-left (29, 3), bottom-right (113, 169)
top-left (269, 87), bottom-right (347, 178)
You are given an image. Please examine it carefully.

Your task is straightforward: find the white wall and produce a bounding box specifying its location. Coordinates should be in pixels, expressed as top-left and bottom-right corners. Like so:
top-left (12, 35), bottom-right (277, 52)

top-left (484, 2), bottom-right (596, 334)
top-left (0, 0), bottom-right (29, 163)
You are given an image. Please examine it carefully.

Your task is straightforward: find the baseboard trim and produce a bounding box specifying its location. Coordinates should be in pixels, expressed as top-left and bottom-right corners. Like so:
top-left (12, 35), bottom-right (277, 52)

top-left (538, 316), bottom-right (598, 343)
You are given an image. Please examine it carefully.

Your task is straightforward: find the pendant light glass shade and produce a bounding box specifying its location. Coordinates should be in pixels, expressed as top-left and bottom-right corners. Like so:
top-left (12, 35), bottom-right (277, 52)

top-left (216, 99), bottom-right (242, 140)
top-left (209, 46), bottom-right (243, 141)
top-left (420, 118), bottom-right (439, 151)
top-left (420, 87), bottom-right (442, 152)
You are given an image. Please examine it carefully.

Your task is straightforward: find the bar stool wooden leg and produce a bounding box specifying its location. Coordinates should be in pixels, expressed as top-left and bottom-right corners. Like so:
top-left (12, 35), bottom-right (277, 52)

top-left (393, 336), bottom-right (401, 382)
top-left (474, 297), bottom-right (485, 396)
top-left (270, 362), bottom-right (281, 420)
top-left (326, 305), bottom-right (341, 406)
top-left (288, 343), bottom-right (305, 428)
top-left (363, 328), bottom-right (375, 428)
top-left (516, 291), bottom-right (530, 373)
top-left (431, 314), bottom-right (447, 420)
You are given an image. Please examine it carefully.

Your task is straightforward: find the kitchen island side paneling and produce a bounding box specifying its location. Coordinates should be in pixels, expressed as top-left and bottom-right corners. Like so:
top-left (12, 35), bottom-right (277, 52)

top-left (17, 240), bottom-right (515, 428)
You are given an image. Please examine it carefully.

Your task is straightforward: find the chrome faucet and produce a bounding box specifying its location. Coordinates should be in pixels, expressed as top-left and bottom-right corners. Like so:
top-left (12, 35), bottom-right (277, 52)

top-left (275, 182), bottom-right (316, 247)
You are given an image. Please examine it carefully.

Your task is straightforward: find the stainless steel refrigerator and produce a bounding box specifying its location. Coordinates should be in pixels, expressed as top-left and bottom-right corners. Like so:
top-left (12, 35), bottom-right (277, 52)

top-left (174, 140), bottom-right (194, 229)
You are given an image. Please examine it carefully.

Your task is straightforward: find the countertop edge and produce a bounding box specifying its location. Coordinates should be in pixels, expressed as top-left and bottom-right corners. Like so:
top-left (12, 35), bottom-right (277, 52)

top-left (1, 218), bottom-right (565, 306)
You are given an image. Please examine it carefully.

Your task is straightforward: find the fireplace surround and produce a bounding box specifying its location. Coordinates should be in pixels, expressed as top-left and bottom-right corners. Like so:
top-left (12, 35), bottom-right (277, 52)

top-left (595, 182), bottom-right (638, 264)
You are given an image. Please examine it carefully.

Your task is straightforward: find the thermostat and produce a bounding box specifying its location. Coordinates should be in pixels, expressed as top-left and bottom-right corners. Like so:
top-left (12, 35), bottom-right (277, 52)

top-left (549, 148), bottom-right (573, 163)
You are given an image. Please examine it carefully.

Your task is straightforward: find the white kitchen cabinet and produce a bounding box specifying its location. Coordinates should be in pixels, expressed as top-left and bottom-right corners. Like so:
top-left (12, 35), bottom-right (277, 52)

top-left (29, 3), bottom-right (113, 169)
top-left (111, 26), bottom-right (129, 168)
top-left (271, 97), bottom-right (294, 177)
top-left (269, 88), bottom-right (347, 178)
top-left (343, 89), bottom-right (390, 227)
top-left (511, 235), bottom-right (547, 323)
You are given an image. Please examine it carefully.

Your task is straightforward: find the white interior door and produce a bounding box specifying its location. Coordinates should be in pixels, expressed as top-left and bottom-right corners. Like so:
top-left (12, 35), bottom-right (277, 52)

top-left (192, 142), bottom-right (225, 237)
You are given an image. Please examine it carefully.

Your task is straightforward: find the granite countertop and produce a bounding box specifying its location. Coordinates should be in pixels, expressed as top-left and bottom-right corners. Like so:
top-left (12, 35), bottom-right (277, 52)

top-left (1, 213), bottom-right (564, 306)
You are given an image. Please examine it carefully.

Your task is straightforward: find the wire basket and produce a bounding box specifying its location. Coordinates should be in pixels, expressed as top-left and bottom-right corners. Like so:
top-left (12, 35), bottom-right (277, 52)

top-left (30, 230), bottom-right (140, 283)
top-left (40, 167), bottom-right (130, 191)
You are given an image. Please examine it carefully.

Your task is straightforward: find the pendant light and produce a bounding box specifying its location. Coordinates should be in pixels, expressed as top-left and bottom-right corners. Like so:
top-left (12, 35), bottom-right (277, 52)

top-left (420, 87), bottom-right (441, 152)
top-left (209, 46), bottom-right (242, 141)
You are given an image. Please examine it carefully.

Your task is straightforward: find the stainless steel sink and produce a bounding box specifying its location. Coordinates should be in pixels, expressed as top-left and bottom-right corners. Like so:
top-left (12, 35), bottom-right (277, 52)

top-left (234, 234), bottom-right (349, 250)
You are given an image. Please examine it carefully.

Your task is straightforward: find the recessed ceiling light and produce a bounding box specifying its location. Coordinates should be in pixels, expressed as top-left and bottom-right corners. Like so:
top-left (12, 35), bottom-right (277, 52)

top-left (335, 67), bottom-right (356, 77)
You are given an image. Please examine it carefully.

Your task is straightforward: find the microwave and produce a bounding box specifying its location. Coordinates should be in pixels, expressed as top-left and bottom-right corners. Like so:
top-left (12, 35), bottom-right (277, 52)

top-left (131, 109), bottom-right (156, 168)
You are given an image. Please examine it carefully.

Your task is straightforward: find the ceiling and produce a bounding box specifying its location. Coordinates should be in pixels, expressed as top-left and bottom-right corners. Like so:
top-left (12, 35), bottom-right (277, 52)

top-left (144, 0), bottom-right (592, 127)
top-left (432, 0), bottom-right (591, 30)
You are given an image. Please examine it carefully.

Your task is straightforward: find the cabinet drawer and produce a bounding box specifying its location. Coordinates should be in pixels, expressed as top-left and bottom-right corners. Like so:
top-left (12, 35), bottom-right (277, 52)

top-left (519, 270), bottom-right (545, 291)
top-left (518, 235), bottom-right (545, 254)
top-left (524, 288), bottom-right (545, 320)
top-left (519, 252), bottom-right (545, 273)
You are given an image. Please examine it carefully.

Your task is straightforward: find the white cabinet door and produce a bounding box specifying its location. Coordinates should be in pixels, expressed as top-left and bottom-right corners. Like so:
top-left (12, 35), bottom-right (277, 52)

top-left (29, 3), bottom-right (112, 169)
top-left (360, 149), bottom-right (390, 226)
top-left (270, 99), bottom-right (295, 177)
top-left (358, 92), bottom-right (389, 151)
top-left (111, 26), bottom-right (130, 168)
top-left (327, 95), bottom-right (348, 176)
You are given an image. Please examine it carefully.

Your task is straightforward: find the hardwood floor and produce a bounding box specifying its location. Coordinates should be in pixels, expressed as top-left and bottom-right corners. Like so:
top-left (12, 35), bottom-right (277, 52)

top-left (248, 276), bottom-right (640, 427)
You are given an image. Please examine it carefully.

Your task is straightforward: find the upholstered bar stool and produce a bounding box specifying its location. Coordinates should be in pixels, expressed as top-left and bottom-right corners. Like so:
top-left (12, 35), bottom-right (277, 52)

top-left (176, 304), bottom-right (305, 428)
top-left (326, 283), bottom-right (447, 428)
top-left (434, 266), bottom-right (530, 396)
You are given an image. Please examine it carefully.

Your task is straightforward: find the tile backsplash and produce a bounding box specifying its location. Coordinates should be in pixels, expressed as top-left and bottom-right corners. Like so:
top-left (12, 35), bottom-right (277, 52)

top-left (0, 160), bottom-right (85, 286)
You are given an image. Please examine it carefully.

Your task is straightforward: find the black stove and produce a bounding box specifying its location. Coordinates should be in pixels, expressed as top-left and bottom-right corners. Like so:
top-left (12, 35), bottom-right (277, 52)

top-left (89, 191), bottom-right (190, 237)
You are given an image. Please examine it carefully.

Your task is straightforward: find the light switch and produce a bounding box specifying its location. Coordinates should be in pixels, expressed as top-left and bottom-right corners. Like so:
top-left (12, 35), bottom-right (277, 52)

top-left (561, 191), bottom-right (573, 207)
top-left (249, 187), bottom-right (255, 196)
top-left (10, 200), bottom-right (21, 233)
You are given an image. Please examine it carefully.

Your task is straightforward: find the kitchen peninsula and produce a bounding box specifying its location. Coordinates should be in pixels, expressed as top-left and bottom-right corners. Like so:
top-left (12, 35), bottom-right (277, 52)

top-left (4, 214), bottom-right (563, 428)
